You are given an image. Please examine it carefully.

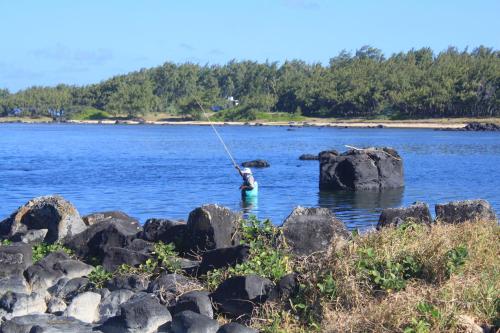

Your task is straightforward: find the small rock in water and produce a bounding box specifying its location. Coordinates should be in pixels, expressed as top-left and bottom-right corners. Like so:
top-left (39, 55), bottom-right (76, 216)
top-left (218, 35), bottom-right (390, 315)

top-left (241, 159), bottom-right (270, 168)
top-left (299, 153), bottom-right (319, 160)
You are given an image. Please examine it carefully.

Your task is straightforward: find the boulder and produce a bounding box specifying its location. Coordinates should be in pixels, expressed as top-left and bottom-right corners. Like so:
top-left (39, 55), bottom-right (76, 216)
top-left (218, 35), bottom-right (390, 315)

top-left (98, 289), bottom-right (135, 322)
top-left (277, 273), bottom-right (299, 299)
top-left (11, 229), bottom-right (48, 244)
top-left (141, 218), bottom-right (188, 248)
top-left (241, 160), bottom-right (270, 168)
top-left (0, 243), bottom-right (32, 294)
top-left (319, 148), bottom-right (404, 191)
top-left (97, 293), bottom-right (171, 333)
top-left (48, 277), bottom-right (90, 301)
top-left (168, 310), bottom-right (219, 333)
top-left (64, 291), bottom-right (101, 323)
top-left (0, 313), bottom-right (97, 333)
top-left (211, 275), bottom-right (276, 317)
top-left (0, 291), bottom-right (47, 318)
top-left (198, 245), bottom-right (250, 275)
top-left (102, 247), bottom-right (152, 272)
top-left (82, 211), bottom-right (137, 226)
top-left (282, 207), bottom-right (350, 256)
top-left (377, 202), bottom-right (433, 229)
top-left (64, 214), bottom-right (142, 261)
top-left (170, 291), bottom-right (213, 319)
top-left (0, 195), bottom-right (86, 243)
top-left (47, 296), bottom-right (67, 314)
top-left (435, 199), bottom-right (497, 224)
top-left (148, 272), bottom-right (199, 304)
top-left (187, 205), bottom-right (241, 252)
top-left (105, 274), bottom-right (149, 292)
top-left (217, 322), bottom-right (257, 333)
top-left (24, 251), bottom-right (93, 292)
top-left (299, 154), bottom-right (319, 161)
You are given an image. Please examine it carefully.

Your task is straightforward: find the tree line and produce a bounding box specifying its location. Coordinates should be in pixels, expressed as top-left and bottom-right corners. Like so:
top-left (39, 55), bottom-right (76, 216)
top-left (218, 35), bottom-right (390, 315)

top-left (1, 46), bottom-right (499, 120)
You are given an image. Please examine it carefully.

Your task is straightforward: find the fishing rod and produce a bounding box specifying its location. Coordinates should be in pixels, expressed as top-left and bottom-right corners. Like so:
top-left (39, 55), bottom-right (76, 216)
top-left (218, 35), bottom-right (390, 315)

top-left (194, 99), bottom-right (240, 171)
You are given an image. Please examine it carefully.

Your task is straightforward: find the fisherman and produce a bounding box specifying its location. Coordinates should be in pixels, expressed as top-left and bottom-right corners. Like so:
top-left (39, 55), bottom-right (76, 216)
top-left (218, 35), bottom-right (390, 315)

top-left (236, 166), bottom-right (258, 198)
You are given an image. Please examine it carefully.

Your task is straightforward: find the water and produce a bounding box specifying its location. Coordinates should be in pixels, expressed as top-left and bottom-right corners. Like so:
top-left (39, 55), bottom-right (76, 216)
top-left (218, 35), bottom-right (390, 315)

top-left (0, 123), bottom-right (499, 230)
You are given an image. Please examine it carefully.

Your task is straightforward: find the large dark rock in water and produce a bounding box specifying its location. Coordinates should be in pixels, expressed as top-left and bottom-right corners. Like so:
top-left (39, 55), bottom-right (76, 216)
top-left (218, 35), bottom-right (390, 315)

top-left (211, 275), bottom-right (276, 318)
top-left (187, 205), bottom-right (241, 252)
top-left (282, 207), bottom-right (350, 256)
top-left (0, 195), bottom-right (87, 243)
top-left (64, 212), bottom-right (142, 261)
top-left (462, 122), bottom-right (500, 131)
top-left (435, 199), bottom-right (497, 224)
top-left (377, 202), bottom-right (433, 229)
top-left (319, 148), bottom-right (404, 191)
top-left (241, 160), bottom-right (270, 168)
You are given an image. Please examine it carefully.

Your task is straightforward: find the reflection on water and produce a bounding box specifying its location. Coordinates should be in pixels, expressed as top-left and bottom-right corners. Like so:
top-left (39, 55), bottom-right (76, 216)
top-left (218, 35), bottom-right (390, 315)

top-left (318, 188), bottom-right (404, 229)
top-left (241, 195), bottom-right (259, 218)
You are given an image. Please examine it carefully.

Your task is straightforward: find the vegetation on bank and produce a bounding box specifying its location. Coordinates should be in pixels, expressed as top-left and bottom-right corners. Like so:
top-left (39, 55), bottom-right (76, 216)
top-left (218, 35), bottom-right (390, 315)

top-left (0, 46), bottom-right (499, 121)
top-left (6, 217), bottom-right (495, 333)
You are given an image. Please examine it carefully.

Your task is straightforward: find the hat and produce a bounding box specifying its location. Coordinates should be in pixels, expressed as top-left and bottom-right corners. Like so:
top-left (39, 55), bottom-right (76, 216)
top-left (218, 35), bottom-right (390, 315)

top-left (242, 168), bottom-right (252, 174)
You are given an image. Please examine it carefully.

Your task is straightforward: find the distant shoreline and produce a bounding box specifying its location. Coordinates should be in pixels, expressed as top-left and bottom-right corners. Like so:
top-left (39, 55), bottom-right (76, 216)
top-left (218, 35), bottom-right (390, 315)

top-left (0, 117), bottom-right (474, 129)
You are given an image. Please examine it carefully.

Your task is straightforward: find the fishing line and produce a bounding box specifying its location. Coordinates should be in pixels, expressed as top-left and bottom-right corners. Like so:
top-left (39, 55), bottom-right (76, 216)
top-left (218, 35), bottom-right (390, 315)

top-left (195, 99), bottom-right (239, 170)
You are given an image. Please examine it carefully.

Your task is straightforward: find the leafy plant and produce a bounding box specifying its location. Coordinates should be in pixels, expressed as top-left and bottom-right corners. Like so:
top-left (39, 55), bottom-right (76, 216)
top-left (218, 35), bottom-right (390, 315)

top-left (445, 245), bottom-right (468, 277)
top-left (403, 302), bottom-right (441, 333)
top-left (1, 239), bottom-right (12, 246)
top-left (356, 247), bottom-right (422, 292)
top-left (88, 265), bottom-right (113, 288)
top-left (153, 242), bottom-right (182, 273)
top-left (32, 243), bottom-right (73, 262)
top-left (204, 216), bottom-right (291, 289)
top-left (316, 272), bottom-right (337, 301)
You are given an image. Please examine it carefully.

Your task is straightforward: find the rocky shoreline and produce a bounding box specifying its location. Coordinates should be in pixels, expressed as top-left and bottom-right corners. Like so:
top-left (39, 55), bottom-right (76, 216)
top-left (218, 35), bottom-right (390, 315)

top-left (0, 195), bottom-right (497, 332)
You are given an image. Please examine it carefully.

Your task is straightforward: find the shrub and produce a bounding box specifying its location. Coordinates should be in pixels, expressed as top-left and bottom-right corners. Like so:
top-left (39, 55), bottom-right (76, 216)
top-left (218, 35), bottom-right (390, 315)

top-left (88, 265), bottom-right (113, 288)
top-left (32, 243), bottom-right (73, 262)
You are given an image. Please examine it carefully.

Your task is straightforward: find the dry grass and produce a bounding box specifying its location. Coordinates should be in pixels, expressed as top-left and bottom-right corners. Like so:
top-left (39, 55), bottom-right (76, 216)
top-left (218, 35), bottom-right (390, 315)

top-left (251, 220), bottom-right (499, 333)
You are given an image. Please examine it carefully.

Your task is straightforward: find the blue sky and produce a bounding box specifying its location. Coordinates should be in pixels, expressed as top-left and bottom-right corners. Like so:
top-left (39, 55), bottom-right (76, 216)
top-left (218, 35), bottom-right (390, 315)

top-left (1, 0), bottom-right (499, 92)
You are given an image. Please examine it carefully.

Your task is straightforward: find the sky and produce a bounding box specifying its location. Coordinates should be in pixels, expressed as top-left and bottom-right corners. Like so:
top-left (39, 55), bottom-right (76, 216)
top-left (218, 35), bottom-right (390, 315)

top-left (1, 0), bottom-right (499, 92)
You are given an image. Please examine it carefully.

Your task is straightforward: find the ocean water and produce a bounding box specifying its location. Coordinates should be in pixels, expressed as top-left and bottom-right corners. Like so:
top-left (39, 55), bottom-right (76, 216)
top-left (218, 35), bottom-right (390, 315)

top-left (0, 123), bottom-right (498, 229)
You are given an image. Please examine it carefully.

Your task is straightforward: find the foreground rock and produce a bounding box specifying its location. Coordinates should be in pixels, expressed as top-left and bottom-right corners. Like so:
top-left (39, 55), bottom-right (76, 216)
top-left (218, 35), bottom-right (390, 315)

top-left (299, 153), bottom-right (319, 160)
top-left (187, 205), bottom-right (241, 252)
top-left (0, 195), bottom-right (87, 243)
top-left (0, 243), bottom-right (32, 294)
top-left (319, 148), bottom-right (404, 191)
top-left (0, 291), bottom-right (47, 318)
top-left (198, 245), bottom-right (250, 275)
top-left (0, 313), bottom-right (98, 333)
top-left (167, 310), bottom-right (219, 333)
top-left (170, 290), bottom-right (213, 318)
top-left (241, 160), bottom-right (270, 168)
top-left (377, 202), bottom-right (433, 229)
top-left (435, 199), bottom-right (497, 224)
top-left (64, 291), bottom-right (101, 323)
top-left (218, 322), bottom-right (257, 333)
top-left (211, 275), bottom-right (276, 318)
top-left (282, 207), bottom-right (350, 256)
top-left (64, 212), bottom-right (142, 261)
top-left (98, 293), bottom-right (171, 333)
top-left (24, 251), bottom-right (93, 292)
top-left (140, 218), bottom-right (188, 248)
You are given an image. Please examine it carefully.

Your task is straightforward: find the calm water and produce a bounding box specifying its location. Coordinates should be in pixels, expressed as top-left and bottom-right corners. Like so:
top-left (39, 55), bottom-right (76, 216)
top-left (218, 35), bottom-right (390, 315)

top-left (0, 123), bottom-right (499, 229)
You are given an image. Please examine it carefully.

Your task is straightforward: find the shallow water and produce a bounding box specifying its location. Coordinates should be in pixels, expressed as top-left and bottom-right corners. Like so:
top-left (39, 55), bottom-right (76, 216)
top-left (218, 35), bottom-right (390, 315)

top-left (0, 123), bottom-right (498, 229)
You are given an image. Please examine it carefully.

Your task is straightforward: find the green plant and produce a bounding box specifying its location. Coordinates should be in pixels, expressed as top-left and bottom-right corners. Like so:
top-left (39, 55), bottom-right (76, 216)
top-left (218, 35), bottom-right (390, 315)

top-left (153, 242), bottom-right (182, 273)
top-left (1, 239), bottom-right (12, 246)
top-left (356, 247), bottom-right (422, 292)
top-left (316, 272), bottom-right (337, 301)
top-left (204, 216), bottom-right (291, 290)
top-left (32, 243), bottom-right (73, 262)
top-left (445, 245), bottom-right (468, 277)
top-left (403, 302), bottom-right (441, 333)
top-left (88, 265), bottom-right (113, 288)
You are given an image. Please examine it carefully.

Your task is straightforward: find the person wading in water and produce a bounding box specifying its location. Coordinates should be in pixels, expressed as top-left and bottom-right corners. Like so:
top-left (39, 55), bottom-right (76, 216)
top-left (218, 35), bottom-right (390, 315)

top-left (236, 166), bottom-right (258, 198)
